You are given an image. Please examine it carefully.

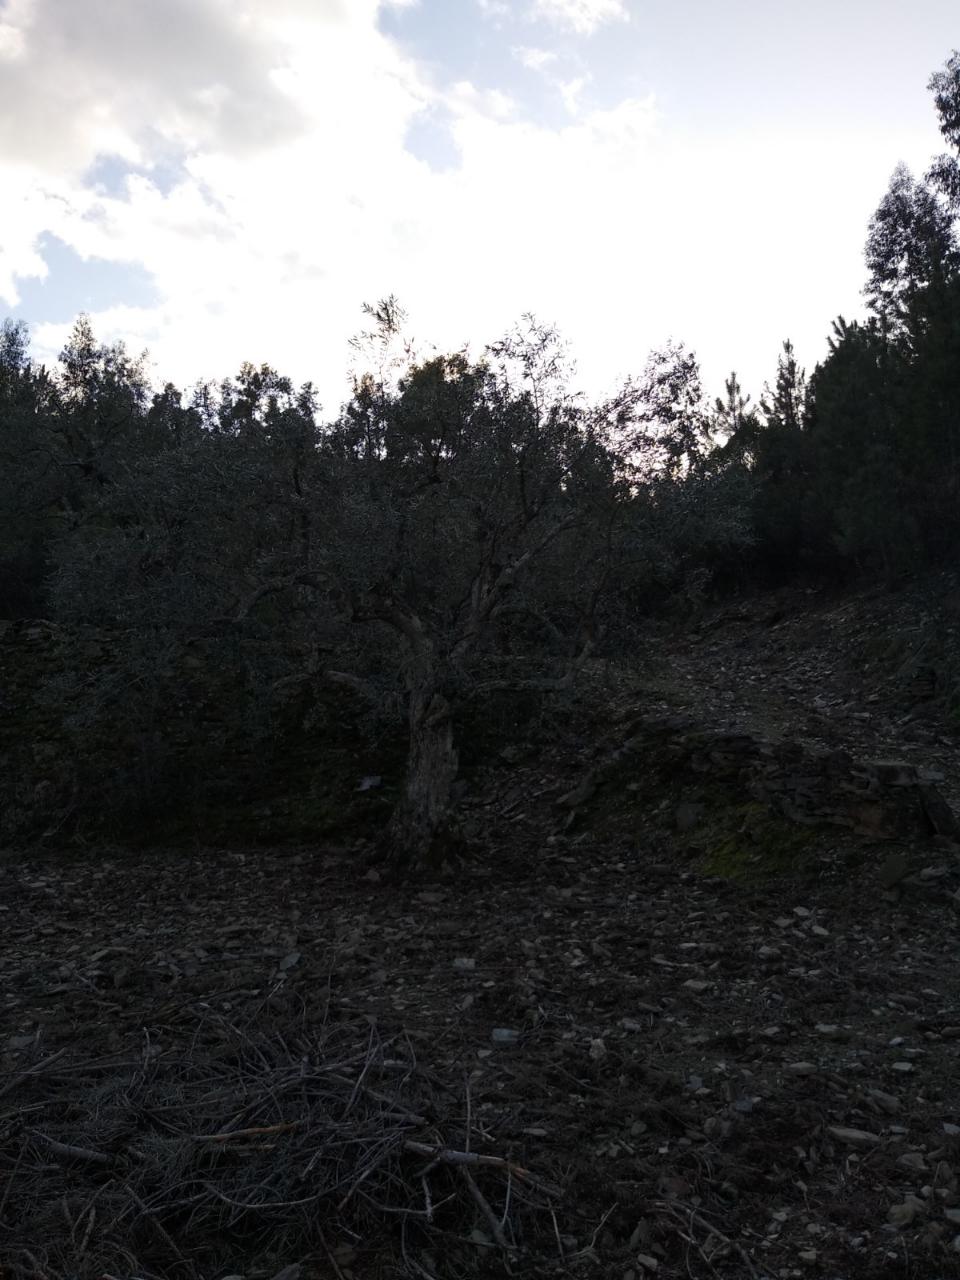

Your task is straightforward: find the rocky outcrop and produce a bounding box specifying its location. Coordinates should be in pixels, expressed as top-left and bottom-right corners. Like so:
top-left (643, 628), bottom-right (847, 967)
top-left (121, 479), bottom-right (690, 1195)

top-left (559, 712), bottom-right (960, 843)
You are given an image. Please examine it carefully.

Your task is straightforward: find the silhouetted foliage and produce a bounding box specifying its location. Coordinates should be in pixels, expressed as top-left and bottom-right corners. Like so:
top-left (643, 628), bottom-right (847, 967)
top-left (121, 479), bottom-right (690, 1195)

top-left (928, 49), bottom-right (960, 207)
top-left (728, 49), bottom-right (960, 579)
top-left (6, 48), bottom-right (960, 864)
top-left (24, 307), bottom-right (747, 866)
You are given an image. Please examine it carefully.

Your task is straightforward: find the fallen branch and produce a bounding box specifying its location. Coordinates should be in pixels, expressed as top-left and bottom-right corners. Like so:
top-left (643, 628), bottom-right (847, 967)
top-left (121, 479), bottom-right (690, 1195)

top-left (654, 1199), bottom-right (758, 1279)
top-left (403, 1140), bottom-right (560, 1197)
top-left (30, 1132), bottom-right (111, 1166)
top-left (193, 1120), bottom-right (302, 1142)
top-left (461, 1166), bottom-right (514, 1253)
top-left (0, 1049), bottom-right (69, 1100)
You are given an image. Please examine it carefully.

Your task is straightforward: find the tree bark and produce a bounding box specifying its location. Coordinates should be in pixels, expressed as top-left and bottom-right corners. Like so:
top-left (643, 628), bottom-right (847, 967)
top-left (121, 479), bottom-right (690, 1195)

top-left (384, 679), bottom-right (459, 874)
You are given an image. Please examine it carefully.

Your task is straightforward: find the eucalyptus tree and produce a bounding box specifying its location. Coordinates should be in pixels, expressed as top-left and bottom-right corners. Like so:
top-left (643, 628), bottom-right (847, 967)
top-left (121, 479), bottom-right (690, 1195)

top-left (864, 162), bottom-right (957, 339)
top-left (928, 49), bottom-right (960, 207)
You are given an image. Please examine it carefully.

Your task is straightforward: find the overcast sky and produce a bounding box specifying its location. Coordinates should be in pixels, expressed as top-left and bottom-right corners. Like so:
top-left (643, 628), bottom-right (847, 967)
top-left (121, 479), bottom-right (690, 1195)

top-left (1, 0), bottom-right (957, 410)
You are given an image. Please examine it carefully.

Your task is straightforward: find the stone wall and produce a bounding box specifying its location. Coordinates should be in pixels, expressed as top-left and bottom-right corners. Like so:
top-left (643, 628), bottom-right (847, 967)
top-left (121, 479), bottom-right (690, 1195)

top-left (0, 619), bottom-right (389, 848)
top-left (559, 712), bottom-right (959, 843)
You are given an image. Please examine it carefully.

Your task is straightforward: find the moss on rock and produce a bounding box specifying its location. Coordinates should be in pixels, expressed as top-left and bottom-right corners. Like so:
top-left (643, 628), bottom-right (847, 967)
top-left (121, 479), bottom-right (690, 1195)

top-left (686, 796), bottom-right (820, 882)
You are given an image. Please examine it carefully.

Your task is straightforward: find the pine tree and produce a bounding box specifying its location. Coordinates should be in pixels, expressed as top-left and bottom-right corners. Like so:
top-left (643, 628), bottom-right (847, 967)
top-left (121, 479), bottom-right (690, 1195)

top-left (714, 371), bottom-right (752, 440)
top-left (761, 341), bottom-right (806, 434)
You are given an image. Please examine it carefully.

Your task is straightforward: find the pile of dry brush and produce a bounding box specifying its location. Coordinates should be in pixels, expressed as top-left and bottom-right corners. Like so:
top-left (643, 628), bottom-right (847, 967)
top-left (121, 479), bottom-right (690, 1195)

top-left (0, 1004), bottom-right (568, 1280)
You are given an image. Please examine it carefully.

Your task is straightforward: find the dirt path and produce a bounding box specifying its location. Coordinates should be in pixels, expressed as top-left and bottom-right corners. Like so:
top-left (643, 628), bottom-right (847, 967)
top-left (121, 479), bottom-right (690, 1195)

top-left (632, 584), bottom-right (960, 813)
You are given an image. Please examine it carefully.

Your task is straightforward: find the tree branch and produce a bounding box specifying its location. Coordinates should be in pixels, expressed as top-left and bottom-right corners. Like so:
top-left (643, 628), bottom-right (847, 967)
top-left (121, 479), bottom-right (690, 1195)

top-left (452, 513), bottom-right (579, 663)
top-left (229, 571), bottom-right (331, 623)
top-left (468, 632), bottom-right (595, 697)
top-left (322, 669), bottom-right (382, 703)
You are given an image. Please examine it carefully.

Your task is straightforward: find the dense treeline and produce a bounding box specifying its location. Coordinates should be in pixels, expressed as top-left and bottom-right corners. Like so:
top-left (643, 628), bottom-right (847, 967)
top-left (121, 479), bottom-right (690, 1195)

top-left (2, 52), bottom-right (959, 868)
top-left (722, 51), bottom-right (960, 578)
top-left (0, 304), bottom-right (750, 865)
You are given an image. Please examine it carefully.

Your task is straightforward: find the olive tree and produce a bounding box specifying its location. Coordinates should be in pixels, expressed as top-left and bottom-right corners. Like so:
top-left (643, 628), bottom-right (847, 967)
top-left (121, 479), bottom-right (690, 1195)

top-left (308, 307), bottom-right (632, 869)
top-left (49, 306), bottom-right (637, 870)
top-left (52, 304), bottom-right (753, 873)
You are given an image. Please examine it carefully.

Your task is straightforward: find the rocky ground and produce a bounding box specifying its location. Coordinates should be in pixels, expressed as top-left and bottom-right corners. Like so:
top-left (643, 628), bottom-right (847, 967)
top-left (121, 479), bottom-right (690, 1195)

top-left (3, 581), bottom-right (960, 1279)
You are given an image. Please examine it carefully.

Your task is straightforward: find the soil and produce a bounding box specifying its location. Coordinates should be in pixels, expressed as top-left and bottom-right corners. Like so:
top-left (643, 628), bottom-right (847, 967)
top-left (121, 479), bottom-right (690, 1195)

top-left (3, 581), bottom-right (960, 1280)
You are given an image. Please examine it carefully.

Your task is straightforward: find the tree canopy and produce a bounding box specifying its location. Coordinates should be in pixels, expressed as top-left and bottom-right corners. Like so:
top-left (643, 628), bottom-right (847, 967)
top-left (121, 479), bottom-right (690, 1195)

top-left (4, 49), bottom-right (960, 867)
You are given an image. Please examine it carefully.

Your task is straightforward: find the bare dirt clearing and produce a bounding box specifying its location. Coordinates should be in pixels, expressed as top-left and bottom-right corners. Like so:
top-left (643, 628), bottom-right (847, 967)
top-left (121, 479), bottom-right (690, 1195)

top-left (4, 585), bottom-right (960, 1279)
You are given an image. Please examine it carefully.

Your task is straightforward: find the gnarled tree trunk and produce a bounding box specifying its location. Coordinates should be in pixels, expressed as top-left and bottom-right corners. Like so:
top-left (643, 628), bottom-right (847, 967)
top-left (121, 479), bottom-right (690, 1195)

top-left (386, 680), bottom-right (459, 873)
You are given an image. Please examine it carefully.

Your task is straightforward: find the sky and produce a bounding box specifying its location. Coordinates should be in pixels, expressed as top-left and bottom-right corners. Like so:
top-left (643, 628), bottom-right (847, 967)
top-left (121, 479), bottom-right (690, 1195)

top-left (1, 0), bottom-right (958, 412)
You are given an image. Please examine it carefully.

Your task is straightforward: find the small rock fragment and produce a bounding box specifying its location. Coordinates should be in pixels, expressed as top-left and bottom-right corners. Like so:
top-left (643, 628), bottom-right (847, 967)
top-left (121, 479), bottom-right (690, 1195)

top-left (675, 802), bottom-right (705, 832)
top-left (827, 1126), bottom-right (880, 1148)
top-left (888, 1197), bottom-right (924, 1228)
top-left (868, 1089), bottom-right (901, 1114)
top-left (491, 1028), bottom-right (520, 1046)
top-left (879, 851), bottom-right (910, 888)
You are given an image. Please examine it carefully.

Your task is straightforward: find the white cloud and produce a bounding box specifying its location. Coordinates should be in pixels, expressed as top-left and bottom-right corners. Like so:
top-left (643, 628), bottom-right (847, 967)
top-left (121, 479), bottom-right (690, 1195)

top-left (558, 75), bottom-right (589, 115)
top-left (0, 0), bottom-right (308, 175)
top-left (513, 45), bottom-right (557, 72)
top-left (531, 0), bottom-right (629, 36)
top-left (0, 9), bottom-right (27, 58)
top-left (0, 171), bottom-right (56, 304)
top-left (513, 44), bottom-right (588, 118)
top-left (448, 80), bottom-right (515, 119)
top-left (2, 0), bottom-right (949, 419)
